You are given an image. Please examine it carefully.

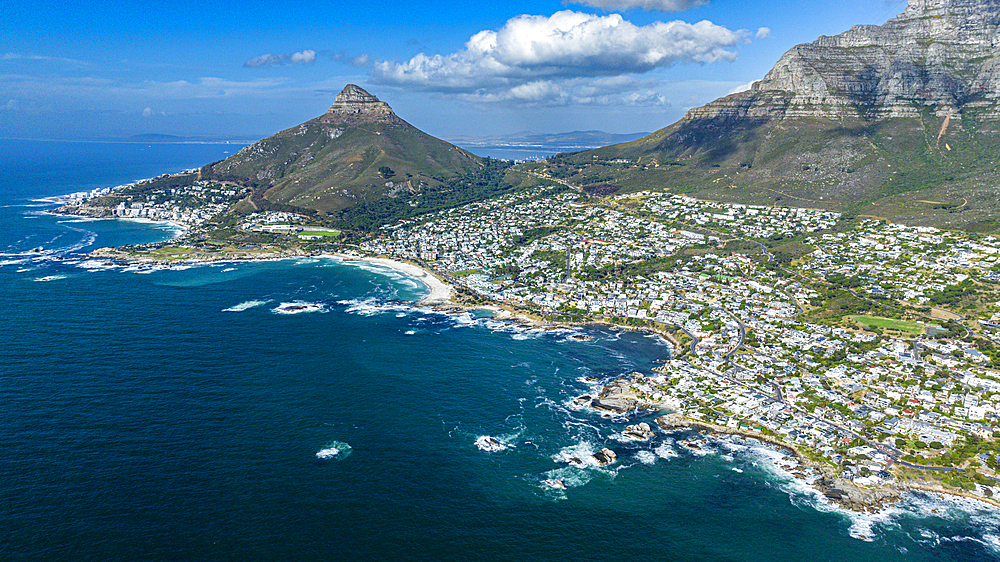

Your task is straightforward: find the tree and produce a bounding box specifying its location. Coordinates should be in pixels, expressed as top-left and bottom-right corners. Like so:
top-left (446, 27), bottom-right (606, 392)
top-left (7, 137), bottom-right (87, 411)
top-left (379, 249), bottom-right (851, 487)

top-left (378, 166), bottom-right (395, 178)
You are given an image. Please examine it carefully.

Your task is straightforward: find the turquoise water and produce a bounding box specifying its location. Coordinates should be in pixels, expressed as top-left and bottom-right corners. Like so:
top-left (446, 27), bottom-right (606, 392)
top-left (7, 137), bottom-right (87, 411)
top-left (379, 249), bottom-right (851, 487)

top-left (2, 139), bottom-right (1000, 560)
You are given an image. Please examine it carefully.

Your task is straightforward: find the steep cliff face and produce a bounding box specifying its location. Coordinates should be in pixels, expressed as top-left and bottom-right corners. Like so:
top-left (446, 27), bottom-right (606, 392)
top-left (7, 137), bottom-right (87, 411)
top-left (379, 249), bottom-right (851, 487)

top-left (550, 0), bottom-right (1000, 229)
top-left (689, 0), bottom-right (1000, 122)
top-left (318, 84), bottom-right (401, 125)
top-left (206, 85), bottom-right (481, 213)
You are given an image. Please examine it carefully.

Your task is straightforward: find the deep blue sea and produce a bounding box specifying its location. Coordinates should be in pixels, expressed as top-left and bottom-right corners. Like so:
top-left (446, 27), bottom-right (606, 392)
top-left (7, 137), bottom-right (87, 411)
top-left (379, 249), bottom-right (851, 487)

top-left (2, 139), bottom-right (1000, 561)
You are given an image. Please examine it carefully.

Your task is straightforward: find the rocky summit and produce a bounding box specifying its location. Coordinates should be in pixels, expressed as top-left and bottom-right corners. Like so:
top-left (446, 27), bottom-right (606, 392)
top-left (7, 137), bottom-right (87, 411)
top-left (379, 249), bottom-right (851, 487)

top-left (320, 84), bottom-right (399, 124)
top-left (547, 0), bottom-right (1000, 231)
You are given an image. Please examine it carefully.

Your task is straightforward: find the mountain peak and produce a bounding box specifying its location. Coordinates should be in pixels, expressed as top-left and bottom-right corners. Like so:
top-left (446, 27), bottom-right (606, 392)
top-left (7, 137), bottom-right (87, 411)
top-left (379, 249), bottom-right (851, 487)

top-left (684, 0), bottom-right (1000, 123)
top-left (903, 0), bottom-right (1000, 17)
top-left (326, 84), bottom-right (395, 119)
top-left (335, 84), bottom-right (380, 104)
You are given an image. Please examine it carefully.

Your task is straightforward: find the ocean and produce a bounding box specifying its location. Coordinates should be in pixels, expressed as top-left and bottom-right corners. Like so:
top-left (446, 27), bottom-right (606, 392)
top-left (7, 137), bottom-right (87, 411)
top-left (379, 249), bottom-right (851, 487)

top-left (1, 138), bottom-right (999, 561)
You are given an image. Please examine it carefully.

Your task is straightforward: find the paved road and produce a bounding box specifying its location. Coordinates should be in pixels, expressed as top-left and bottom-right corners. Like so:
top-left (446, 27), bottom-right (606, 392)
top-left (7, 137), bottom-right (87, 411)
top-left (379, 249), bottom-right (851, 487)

top-left (893, 460), bottom-right (958, 473)
top-left (679, 326), bottom-right (699, 355)
top-left (723, 313), bottom-right (746, 360)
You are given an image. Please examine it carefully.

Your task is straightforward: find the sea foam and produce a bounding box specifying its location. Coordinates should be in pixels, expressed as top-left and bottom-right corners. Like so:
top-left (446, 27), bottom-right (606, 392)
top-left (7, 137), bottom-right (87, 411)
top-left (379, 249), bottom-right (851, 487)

top-left (316, 440), bottom-right (352, 460)
top-left (223, 299), bottom-right (269, 312)
top-left (273, 301), bottom-right (326, 315)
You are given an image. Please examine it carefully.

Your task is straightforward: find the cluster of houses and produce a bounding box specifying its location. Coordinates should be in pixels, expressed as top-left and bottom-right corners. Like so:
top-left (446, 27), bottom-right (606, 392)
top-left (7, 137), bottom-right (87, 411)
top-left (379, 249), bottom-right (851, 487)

top-left (366, 184), bottom-right (1000, 483)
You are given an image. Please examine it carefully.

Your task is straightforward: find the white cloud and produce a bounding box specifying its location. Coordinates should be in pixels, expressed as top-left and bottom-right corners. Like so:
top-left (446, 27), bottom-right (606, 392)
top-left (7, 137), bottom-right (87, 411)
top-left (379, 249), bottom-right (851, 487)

top-left (141, 107), bottom-right (171, 117)
top-left (728, 81), bottom-right (756, 94)
top-left (567, 0), bottom-right (709, 12)
top-left (290, 50), bottom-right (317, 64)
top-left (330, 52), bottom-right (371, 68)
top-left (755, 27), bottom-right (771, 39)
top-left (244, 49), bottom-right (317, 68)
top-left (373, 10), bottom-right (745, 96)
top-left (456, 76), bottom-right (672, 107)
top-left (2, 99), bottom-right (19, 111)
top-left (2, 53), bottom-right (88, 66)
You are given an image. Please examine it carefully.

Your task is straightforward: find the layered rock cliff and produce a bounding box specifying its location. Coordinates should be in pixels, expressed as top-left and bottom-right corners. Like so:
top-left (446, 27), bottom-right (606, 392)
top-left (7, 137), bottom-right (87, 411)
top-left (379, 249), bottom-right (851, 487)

top-left (688, 0), bottom-right (1000, 122)
top-left (548, 0), bottom-right (1000, 230)
top-left (318, 84), bottom-right (402, 126)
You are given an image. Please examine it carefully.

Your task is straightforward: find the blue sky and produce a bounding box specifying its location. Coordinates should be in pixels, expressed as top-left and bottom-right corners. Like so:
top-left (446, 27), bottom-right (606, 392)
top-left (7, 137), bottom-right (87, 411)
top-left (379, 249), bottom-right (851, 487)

top-left (2, 0), bottom-right (906, 141)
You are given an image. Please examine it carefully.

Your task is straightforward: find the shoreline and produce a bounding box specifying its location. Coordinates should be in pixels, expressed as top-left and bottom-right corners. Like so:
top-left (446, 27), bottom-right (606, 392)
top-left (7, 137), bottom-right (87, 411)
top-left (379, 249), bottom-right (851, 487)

top-left (54, 208), bottom-right (1000, 519)
top-left (47, 207), bottom-right (190, 242)
top-left (44, 224), bottom-right (1000, 517)
top-left (325, 254), bottom-right (454, 305)
top-left (657, 414), bottom-right (1000, 514)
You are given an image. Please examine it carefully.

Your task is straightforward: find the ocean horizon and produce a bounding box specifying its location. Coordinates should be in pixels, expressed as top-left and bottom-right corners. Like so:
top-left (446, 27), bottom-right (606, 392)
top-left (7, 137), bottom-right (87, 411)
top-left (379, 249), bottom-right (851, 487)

top-left (2, 139), bottom-right (1000, 561)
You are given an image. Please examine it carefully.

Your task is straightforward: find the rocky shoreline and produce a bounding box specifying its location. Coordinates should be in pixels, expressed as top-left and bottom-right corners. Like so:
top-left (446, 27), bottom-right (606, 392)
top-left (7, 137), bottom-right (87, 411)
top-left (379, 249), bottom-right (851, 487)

top-left (654, 413), bottom-right (902, 513)
top-left (89, 245), bottom-right (310, 264)
top-left (558, 366), bottom-right (1000, 515)
top-left (653, 413), bottom-right (1000, 514)
top-left (70, 237), bottom-right (1000, 516)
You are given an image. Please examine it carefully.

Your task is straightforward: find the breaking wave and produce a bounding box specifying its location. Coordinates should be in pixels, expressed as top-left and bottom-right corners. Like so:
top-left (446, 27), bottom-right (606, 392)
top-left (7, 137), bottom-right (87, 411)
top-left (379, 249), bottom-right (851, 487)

top-left (273, 301), bottom-right (326, 315)
top-left (223, 299), bottom-right (270, 312)
top-left (316, 440), bottom-right (352, 460)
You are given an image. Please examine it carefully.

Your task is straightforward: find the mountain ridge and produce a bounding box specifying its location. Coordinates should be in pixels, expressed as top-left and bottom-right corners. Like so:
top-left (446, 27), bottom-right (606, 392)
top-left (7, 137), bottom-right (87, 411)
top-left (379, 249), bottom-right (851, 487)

top-left (538, 0), bottom-right (1000, 230)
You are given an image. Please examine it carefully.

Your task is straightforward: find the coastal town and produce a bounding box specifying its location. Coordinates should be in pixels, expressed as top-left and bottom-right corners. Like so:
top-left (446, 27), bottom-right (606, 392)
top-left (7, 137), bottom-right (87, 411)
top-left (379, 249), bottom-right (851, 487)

top-left (58, 169), bottom-right (1000, 509)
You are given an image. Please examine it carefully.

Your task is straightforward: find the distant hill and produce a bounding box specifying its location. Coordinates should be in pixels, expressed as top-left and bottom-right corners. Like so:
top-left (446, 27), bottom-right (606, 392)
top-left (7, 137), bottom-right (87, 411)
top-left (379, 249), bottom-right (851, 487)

top-left (126, 134), bottom-right (257, 144)
top-left (128, 134), bottom-right (187, 142)
top-left (452, 130), bottom-right (649, 153)
top-left (542, 0), bottom-right (1000, 231)
top-left (203, 85), bottom-right (483, 213)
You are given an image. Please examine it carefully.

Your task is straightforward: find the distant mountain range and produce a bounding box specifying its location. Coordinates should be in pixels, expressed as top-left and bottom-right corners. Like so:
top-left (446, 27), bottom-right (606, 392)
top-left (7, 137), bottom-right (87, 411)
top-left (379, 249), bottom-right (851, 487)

top-left (449, 131), bottom-right (649, 152)
top-left (543, 0), bottom-right (1000, 230)
top-left (126, 133), bottom-right (257, 144)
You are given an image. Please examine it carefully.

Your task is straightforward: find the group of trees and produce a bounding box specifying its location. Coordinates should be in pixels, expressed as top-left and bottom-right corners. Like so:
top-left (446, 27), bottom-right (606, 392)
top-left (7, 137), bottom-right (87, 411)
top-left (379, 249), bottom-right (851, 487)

top-left (928, 278), bottom-right (977, 307)
top-left (333, 158), bottom-right (514, 231)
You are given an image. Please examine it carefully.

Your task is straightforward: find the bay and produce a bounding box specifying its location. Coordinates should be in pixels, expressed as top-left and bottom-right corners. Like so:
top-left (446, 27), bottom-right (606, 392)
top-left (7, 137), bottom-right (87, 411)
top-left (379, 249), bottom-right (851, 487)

top-left (1, 139), bottom-right (998, 561)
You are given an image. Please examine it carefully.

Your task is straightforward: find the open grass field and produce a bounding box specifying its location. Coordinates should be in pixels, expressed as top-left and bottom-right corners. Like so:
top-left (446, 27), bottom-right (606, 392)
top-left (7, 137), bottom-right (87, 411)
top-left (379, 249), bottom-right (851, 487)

top-left (846, 315), bottom-right (924, 335)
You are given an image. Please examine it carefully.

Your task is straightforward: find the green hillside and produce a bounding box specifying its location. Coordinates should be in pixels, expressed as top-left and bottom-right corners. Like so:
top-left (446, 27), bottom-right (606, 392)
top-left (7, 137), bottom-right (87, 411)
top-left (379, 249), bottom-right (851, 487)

top-left (536, 109), bottom-right (1000, 230)
top-left (202, 85), bottom-right (483, 214)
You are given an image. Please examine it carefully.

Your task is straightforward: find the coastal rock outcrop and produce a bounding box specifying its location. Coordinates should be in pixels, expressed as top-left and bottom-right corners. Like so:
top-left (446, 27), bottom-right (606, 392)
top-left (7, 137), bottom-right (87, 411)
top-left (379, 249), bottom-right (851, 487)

top-left (815, 474), bottom-right (901, 513)
top-left (590, 372), bottom-right (667, 414)
top-left (593, 448), bottom-right (618, 466)
top-left (655, 414), bottom-right (690, 430)
top-left (623, 423), bottom-right (654, 441)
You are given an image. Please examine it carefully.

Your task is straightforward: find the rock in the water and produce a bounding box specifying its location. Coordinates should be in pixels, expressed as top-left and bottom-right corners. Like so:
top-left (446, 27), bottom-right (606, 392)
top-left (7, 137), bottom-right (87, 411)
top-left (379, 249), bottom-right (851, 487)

top-left (593, 448), bottom-right (618, 466)
top-left (815, 474), bottom-right (900, 512)
top-left (475, 435), bottom-right (508, 452)
top-left (591, 397), bottom-right (635, 413)
top-left (655, 414), bottom-right (689, 430)
top-left (623, 422), bottom-right (654, 440)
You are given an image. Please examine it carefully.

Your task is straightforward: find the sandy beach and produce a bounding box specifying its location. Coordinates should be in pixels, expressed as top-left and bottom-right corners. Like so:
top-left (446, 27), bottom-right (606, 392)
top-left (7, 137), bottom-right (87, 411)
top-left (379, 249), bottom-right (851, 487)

top-left (329, 254), bottom-right (454, 305)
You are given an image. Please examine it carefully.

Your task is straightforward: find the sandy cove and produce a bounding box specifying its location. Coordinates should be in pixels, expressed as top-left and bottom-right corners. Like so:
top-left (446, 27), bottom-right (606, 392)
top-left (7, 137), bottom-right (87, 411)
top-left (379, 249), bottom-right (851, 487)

top-left (327, 254), bottom-right (454, 305)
